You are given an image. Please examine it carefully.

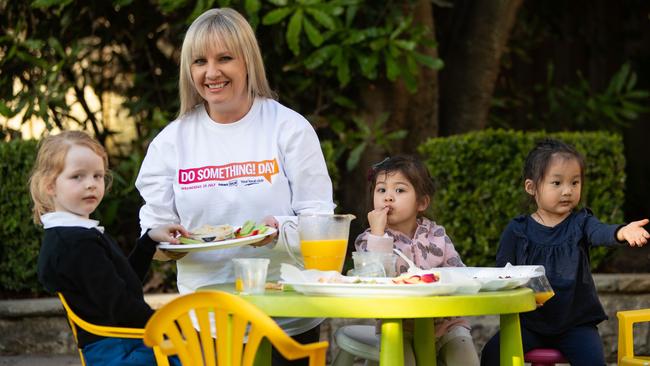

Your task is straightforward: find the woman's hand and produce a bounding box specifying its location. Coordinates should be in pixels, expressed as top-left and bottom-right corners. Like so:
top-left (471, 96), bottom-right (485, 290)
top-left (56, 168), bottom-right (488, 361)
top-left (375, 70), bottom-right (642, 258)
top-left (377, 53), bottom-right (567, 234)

top-left (249, 215), bottom-right (278, 247)
top-left (368, 206), bottom-right (389, 236)
top-left (617, 218), bottom-right (650, 246)
top-left (147, 223), bottom-right (190, 244)
top-left (148, 224), bottom-right (191, 260)
top-left (157, 249), bottom-right (189, 261)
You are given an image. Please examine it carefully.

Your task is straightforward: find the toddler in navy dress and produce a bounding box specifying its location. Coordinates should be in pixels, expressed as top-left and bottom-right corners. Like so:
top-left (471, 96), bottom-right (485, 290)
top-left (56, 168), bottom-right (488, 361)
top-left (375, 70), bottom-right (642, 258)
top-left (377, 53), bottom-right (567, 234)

top-left (480, 138), bottom-right (649, 366)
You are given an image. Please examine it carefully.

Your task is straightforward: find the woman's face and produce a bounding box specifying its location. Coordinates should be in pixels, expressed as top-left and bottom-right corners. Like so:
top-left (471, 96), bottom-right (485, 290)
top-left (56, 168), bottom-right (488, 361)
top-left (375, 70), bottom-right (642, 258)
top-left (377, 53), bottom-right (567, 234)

top-left (190, 42), bottom-right (249, 123)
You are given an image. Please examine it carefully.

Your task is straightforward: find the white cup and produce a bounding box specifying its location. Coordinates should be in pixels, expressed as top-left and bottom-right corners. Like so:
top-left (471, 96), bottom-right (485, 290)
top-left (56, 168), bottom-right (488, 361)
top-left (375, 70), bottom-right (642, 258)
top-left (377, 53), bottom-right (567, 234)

top-left (232, 258), bottom-right (270, 294)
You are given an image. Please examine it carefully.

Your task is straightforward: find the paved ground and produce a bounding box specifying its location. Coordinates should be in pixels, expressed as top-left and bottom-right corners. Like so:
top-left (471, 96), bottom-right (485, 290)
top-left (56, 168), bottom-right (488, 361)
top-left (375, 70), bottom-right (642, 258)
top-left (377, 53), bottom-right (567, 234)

top-left (0, 355), bottom-right (619, 366)
top-left (0, 355), bottom-right (81, 366)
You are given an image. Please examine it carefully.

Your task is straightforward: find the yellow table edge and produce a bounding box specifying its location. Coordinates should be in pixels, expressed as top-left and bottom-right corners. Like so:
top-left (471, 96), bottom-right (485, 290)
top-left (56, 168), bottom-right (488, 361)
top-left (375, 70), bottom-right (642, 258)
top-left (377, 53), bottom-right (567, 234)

top-left (199, 284), bottom-right (535, 366)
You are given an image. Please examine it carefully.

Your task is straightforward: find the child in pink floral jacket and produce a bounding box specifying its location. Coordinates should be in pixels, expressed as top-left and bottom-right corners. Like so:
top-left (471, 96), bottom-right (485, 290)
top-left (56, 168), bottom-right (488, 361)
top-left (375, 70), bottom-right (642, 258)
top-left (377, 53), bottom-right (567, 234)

top-left (355, 155), bottom-right (479, 366)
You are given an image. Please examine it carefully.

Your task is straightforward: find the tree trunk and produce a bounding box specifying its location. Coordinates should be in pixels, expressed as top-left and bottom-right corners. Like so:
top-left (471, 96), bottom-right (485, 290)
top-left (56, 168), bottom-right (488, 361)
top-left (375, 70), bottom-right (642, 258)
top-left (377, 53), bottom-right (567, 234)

top-left (339, 0), bottom-right (438, 238)
top-left (439, 0), bottom-right (522, 136)
top-left (397, 0), bottom-right (440, 153)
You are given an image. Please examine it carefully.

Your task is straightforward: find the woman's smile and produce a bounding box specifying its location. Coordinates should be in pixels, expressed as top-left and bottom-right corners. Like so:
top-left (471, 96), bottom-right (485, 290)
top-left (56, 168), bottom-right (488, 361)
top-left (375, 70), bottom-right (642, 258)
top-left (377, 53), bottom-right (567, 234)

top-left (206, 81), bottom-right (228, 90)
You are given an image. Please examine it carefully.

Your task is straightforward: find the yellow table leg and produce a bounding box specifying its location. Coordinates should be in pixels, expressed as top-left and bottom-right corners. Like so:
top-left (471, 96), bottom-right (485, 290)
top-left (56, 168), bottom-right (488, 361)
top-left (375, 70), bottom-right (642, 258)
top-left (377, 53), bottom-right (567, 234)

top-left (500, 313), bottom-right (524, 366)
top-left (414, 318), bottom-right (437, 366)
top-left (380, 319), bottom-right (404, 366)
top-left (253, 338), bottom-right (272, 366)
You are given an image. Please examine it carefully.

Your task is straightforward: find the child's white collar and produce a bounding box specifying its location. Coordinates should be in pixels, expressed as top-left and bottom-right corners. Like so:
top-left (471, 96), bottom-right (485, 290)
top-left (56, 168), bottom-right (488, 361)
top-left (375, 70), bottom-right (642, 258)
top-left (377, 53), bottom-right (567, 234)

top-left (41, 212), bottom-right (104, 233)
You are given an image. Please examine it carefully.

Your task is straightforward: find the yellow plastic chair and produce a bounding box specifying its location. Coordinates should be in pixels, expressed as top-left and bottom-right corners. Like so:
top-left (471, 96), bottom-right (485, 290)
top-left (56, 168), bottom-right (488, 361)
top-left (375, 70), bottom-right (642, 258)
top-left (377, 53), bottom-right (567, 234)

top-left (57, 292), bottom-right (162, 366)
top-left (617, 308), bottom-right (650, 365)
top-left (143, 290), bottom-right (329, 366)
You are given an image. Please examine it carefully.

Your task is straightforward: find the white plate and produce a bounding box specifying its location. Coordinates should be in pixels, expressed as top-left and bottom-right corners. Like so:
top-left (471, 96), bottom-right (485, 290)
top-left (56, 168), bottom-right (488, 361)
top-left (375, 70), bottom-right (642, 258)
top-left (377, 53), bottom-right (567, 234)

top-left (475, 277), bottom-right (530, 291)
top-left (283, 277), bottom-right (458, 297)
top-left (158, 227), bottom-right (277, 252)
top-left (435, 267), bottom-right (531, 292)
top-left (450, 266), bottom-right (532, 291)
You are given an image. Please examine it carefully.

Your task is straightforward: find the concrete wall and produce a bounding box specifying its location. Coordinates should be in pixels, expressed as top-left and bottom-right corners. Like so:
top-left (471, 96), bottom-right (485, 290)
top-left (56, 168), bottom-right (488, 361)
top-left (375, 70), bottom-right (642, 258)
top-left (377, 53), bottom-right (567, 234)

top-left (1, 275), bottom-right (649, 363)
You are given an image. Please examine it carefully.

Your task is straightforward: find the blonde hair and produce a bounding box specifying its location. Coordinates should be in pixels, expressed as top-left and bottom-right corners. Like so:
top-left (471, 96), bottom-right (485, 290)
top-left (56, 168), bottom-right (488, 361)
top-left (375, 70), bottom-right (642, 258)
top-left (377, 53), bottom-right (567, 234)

top-left (29, 131), bottom-right (111, 225)
top-left (178, 8), bottom-right (276, 117)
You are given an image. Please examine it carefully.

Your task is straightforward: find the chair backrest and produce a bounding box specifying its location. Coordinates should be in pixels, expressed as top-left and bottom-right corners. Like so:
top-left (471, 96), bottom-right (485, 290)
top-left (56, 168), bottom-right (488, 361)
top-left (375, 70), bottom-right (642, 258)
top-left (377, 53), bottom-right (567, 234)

top-left (143, 290), bottom-right (328, 366)
top-left (57, 292), bottom-right (148, 366)
top-left (617, 309), bottom-right (650, 365)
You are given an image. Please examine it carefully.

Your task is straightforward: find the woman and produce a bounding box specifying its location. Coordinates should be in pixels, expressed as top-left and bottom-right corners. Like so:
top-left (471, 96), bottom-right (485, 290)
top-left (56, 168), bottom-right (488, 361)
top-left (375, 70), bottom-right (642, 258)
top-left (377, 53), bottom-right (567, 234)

top-left (135, 8), bottom-right (335, 365)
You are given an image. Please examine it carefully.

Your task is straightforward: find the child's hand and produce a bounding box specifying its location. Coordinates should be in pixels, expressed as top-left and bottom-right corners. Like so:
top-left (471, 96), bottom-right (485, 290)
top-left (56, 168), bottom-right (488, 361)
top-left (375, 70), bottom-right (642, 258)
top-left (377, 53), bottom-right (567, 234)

top-left (147, 224), bottom-right (190, 244)
top-left (368, 206), bottom-right (389, 236)
top-left (617, 219), bottom-right (650, 247)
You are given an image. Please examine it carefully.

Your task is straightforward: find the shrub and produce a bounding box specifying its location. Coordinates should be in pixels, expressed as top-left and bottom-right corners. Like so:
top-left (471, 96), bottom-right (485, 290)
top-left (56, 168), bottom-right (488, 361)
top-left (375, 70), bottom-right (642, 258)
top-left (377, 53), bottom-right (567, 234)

top-left (0, 139), bottom-right (42, 294)
top-left (418, 129), bottom-right (625, 269)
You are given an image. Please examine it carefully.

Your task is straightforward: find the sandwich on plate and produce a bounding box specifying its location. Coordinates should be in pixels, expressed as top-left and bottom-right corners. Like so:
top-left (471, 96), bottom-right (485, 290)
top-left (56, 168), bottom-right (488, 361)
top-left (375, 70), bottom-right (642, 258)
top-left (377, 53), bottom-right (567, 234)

top-left (186, 224), bottom-right (235, 243)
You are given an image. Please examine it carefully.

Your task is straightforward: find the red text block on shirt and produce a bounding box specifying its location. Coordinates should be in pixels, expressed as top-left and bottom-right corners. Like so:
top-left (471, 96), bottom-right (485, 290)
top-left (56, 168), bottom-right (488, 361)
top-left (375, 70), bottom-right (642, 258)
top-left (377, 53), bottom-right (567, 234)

top-left (178, 159), bottom-right (279, 184)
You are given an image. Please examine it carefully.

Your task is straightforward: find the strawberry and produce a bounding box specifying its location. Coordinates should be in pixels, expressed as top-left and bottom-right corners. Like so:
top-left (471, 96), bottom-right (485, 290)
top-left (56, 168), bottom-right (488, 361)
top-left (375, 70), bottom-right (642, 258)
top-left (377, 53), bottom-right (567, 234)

top-left (420, 273), bottom-right (438, 283)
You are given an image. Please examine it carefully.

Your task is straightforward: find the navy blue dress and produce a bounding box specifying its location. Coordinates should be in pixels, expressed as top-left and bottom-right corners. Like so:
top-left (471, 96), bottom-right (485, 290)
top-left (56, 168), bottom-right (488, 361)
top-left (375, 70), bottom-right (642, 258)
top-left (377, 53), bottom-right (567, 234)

top-left (480, 208), bottom-right (624, 366)
top-left (495, 208), bottom-right (622, 335)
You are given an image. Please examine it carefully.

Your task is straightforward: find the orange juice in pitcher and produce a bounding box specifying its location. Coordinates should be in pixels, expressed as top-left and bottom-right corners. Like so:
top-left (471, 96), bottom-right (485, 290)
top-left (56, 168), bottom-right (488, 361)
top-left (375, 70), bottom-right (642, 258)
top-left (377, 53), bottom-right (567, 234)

top-left (300, 239), bottom-right (348, 272)
top-left (280, 214), bottom-right (355, 273)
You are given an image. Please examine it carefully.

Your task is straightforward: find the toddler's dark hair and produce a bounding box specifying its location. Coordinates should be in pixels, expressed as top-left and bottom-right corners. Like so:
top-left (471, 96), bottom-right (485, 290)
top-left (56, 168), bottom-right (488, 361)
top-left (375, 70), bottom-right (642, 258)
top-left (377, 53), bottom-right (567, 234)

top-left (367, 155), bottom-right (435, 210)
top-left (523, 138), bottom-right (585, 189)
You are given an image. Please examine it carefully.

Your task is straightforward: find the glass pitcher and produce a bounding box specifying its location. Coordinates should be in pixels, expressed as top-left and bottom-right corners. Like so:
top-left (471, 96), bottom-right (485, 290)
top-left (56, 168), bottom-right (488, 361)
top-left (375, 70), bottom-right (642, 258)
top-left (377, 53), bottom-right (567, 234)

top-left (280, 213), bottom-right (355, 272)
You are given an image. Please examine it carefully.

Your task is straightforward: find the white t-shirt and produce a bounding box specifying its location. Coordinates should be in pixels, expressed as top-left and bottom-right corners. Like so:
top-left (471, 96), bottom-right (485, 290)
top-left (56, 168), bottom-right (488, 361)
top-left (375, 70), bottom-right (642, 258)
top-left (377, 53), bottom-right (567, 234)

top-left (135, 97), bottom-right (335, 335)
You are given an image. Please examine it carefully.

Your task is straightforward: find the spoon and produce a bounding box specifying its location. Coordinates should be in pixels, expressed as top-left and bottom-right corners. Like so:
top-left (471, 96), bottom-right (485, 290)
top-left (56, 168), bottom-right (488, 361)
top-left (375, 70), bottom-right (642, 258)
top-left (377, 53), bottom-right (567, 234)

top-left (392, 249), bottom-right (420, 274)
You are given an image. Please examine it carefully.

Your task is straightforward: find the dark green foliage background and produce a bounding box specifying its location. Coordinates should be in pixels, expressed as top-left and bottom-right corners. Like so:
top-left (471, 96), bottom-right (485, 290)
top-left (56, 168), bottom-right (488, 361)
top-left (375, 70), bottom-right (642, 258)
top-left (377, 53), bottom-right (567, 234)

top-left (419, 129), bottom-right (625, 268)
top-left (0, 139), bottom-right (41, 294)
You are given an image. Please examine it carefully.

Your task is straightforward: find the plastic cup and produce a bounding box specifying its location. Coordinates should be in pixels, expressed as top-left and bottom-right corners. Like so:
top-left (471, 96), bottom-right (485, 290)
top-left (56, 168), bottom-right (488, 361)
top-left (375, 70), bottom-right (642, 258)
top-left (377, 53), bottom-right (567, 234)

top-left (352, 251), bottom-right (397, 277)
top-left (232, 258), bottom-right (270, 295)
top-left (348, 262), bottom-right (385, 277)
top-left (528, 274), bottom-right (555, 305)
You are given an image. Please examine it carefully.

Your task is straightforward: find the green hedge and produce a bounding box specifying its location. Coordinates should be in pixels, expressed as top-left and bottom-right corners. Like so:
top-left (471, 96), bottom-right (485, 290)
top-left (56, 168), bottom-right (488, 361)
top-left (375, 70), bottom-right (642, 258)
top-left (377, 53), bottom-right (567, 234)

top-left (0, 139), bottom-right (42, 294)
top-left (418, 129), bottom-right (625, 269)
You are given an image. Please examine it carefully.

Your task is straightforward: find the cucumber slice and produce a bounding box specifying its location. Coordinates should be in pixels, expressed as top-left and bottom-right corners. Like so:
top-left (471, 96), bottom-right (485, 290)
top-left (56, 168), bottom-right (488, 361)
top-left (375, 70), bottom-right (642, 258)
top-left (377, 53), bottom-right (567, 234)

top-left (179, 237), bottom-right (203, 244)
top-left (254, 225), bottom-right (269, 234)
top-left (239, 220), bottom-right (256, 236)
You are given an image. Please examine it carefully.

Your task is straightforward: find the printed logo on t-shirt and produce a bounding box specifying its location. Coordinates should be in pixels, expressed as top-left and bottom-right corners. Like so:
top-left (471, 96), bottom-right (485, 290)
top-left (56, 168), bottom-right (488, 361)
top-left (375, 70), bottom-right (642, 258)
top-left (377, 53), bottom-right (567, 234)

top-left (178, 159), bottom-right (278, 190)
